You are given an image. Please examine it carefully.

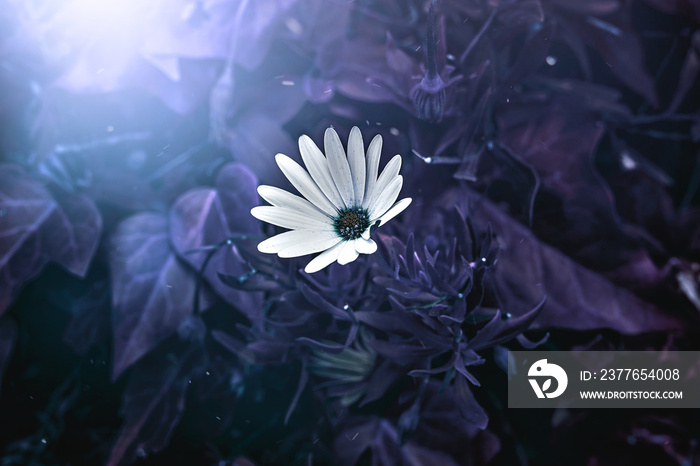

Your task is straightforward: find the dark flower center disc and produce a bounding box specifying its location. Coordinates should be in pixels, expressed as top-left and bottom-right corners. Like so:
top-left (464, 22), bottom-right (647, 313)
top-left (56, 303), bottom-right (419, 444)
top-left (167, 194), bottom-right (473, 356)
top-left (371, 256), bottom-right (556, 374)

top-left (333, 206), bottom-right (370, 240)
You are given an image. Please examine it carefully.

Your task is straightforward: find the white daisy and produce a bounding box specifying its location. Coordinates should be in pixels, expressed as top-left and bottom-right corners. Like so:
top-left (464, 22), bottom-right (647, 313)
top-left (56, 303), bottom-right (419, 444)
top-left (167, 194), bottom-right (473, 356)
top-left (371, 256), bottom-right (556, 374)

top-left (251, 126), bottom-right (412, 273)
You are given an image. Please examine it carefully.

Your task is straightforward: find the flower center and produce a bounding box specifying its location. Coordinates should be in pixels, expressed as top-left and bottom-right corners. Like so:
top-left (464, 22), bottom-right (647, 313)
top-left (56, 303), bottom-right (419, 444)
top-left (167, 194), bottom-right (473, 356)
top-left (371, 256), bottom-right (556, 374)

top-left (333, 206), bottom-right (370, 241)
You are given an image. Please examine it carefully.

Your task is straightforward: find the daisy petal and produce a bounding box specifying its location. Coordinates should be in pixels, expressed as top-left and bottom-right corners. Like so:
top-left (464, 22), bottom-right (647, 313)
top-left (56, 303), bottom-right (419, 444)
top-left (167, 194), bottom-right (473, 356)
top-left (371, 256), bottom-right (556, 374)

top-left (347, 127), bottom-right (366, 206)
top-left (258, 185), bottom-right (331, 220)
top-left (365, 154), bottom-right (402, 212)
top-left (354, 237), bottom-right (377, 255)
top-left (324, 128), bottom-right (354, 207)
top-left (375, 198), bottom-right (412, 226)
top-left (362, 134), bottom-right (382, 208)
top-left (337, 240), bottom-right (360, 265)
top-left (278, 234), bottom-right (342, 258)
top-left (258, 229), bottom-right (340, 254)
top-left (275, 154), bottom-right (338, 216)
top-left (251, 206), bottom-right (332, 230)
top-left (304, 241), bottom-right (345, 273)
top-left (369, 176), bottom-right (402, 220)
top-left (298, 135), bottom-right (344, 209)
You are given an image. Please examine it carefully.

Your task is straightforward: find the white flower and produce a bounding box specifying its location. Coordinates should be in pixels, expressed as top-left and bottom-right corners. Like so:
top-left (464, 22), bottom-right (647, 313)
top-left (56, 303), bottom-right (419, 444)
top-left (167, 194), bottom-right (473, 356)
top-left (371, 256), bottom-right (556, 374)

top-left (251, 126), bottom-right (412, 273)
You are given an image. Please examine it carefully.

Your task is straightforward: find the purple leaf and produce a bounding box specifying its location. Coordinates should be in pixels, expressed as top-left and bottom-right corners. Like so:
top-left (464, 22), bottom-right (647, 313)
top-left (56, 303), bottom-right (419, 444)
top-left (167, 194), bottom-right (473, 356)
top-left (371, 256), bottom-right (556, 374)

top-left (496, 99), bottom-right (655, 272)
top-left (170, 163), bottom-right (262, 322)
top-left (531, 77), bottom-right (633, 117)
top-left (211, 76), bottom-right (307, 155)
top-left (416, 381), bottom-right (500, 464)
top-left (232, 78), bottom-right (309, 128)
top-left (334, 416), bottom-right (462, 466)
top-left (331, 36), bottom-right (401, 104)
top-left (641, 0), bottom-right (700, 23)
top-left (565, 7), bottom-right (658, 106)
top-left (110, 213), bottom-right (198, 379)
top-left (516, 332), bottom-right (549, 349)
top-left (0, 165), bottom-right (101, 314)
top-left (226, 115), bottom-right (299, 187)
top-left (497, 0), bottom-right (545, 26)
top-left (551, 0), bottom-right (621, 15)
top-left (453, 375), bottom-right (488, 429)
top-left (211, 330), bottom-right (249, 361)
top-left (284, 364), bottom-right (308, 425)
top-left (456, 189), bottom-right (683, 333)
top-left (667, 30), bottom-right (700, 113)
top-left (0, 315), bottom-right (18, 397)
top-left (107, 339), bottom-right (206, 466)
top-left (368, 339), bottom-right (438, 360)
top-left (360, 360), bottom-right (403, 407)
top-left (505, 23), bottom-right (552, 84)
top-left (296, 318), bottom-right (358, 353)
top-left (45, 184), bottom-right (102, 276)
top-left (220, 0), bottom-right (300, 72)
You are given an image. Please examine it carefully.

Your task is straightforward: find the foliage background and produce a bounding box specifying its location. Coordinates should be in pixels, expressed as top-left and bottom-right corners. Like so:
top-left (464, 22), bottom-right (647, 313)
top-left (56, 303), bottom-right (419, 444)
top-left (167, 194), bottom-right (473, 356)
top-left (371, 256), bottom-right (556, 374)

top-left (0, 0), bottom-right (699, 464)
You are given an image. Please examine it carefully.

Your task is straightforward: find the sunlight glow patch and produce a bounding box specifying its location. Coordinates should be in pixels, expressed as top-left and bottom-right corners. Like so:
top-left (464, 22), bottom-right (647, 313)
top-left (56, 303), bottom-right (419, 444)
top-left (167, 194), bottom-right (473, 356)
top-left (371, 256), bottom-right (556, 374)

top-left (42, 0), bottom-right (157, 62)
top-left (33, 0), bottom-right (162, 89)
top-left (54, 0), bottom-right (149, 40)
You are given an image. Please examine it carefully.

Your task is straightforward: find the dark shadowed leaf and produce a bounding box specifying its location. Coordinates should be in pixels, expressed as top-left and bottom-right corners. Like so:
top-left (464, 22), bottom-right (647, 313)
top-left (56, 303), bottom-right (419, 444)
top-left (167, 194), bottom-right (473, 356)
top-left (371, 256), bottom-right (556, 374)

top-left (0, 164), bottom-right (101, 314)
top-left (565, 7), bottom-right (658, 106)
top-left (110, 213), bottom-right (198, 378)
top-left (0, 315), bottom-right (18, 397)
top-left (62, 280), bottom-right (111, 355)
top-left (641, 0), bottom-right (700, 23)
top-left (667, 30), bottom-right (700, 113)
top-left (505, 23), bottom-right (551, 84)
top-left (457, 189), bottom-right (682, 333)
top-left (550, 0), bottom-right (621, 15)
top-left (496, 98), bottom-right (657, 272)
top-left (170, 163), bottom-right (262, 322)
top-left (452, 375), bottom-right (488, 429)
top-left (497, 0), bottom-right (544, 26)
top-left (415, 380), bottom-right (500, 464)
top-left (334, 416), bottom-right (461, 466)
top-left (107, 333), bottom-right (206, 466)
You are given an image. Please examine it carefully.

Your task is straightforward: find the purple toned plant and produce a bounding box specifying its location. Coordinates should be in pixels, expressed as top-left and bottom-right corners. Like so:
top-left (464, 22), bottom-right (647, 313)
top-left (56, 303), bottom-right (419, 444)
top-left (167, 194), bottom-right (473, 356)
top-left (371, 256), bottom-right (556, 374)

top-left (0, 0), bottom-right (698, 465)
